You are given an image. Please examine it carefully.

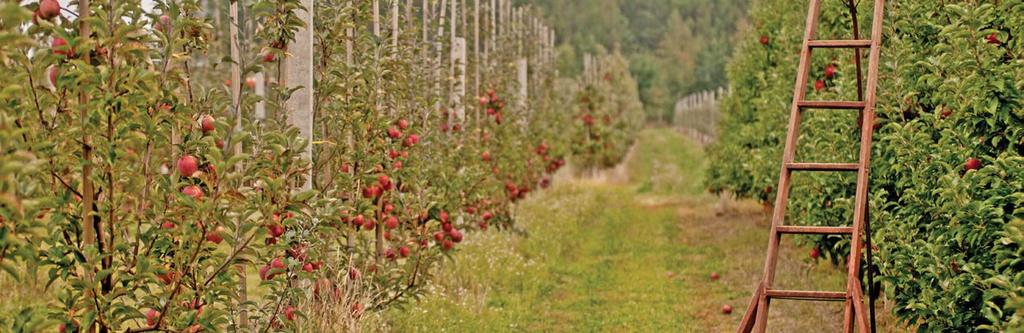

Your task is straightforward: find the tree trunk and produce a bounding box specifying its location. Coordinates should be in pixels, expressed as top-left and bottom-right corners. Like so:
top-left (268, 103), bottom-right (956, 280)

top-left (285, 0), bottom-right (315, 191)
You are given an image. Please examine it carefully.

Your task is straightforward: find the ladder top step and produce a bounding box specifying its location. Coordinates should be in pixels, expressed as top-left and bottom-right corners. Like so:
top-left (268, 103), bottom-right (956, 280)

top-left (765, 289), bottom-right (847, 302)
top-left (786, 163), bottom-right (860, 172)
top-left (777, 226), bottom-right (854, 235)
top-left (798, 101), bottom-right (866, 110)
top-left (808, 39), bottom-right (872, 48)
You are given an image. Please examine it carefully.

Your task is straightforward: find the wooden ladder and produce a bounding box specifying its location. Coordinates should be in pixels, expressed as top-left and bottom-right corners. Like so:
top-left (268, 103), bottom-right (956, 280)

top-left (737, 0), bottom-right (885, 332)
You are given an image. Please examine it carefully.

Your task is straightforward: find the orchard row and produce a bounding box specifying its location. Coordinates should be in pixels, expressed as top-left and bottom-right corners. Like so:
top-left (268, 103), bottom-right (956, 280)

top-left (0, 0), bottom-right (643, 332)
top-left (708, 0), bottom-right (1024, 330)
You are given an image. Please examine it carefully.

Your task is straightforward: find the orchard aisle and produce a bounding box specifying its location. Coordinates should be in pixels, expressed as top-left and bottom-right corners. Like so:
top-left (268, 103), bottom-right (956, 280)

top-left (377, 128), bottom-right (888, 332)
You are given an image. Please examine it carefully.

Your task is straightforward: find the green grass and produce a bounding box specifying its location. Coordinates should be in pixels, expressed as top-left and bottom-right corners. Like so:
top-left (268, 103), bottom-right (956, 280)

top-left (379, 128), bottom-right (900, 332)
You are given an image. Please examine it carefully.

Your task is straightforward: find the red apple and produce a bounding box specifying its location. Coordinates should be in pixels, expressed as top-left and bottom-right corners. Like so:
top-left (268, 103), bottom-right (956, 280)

top-left (403, 134), bottom-right (419, 147)
top-left (810, 247), bottom-right (821, 259)
top-left (51, 37), bottom-right (72, 57)
top-left (263, 52), bottom-right (276, 63)
top-left (158, 14), bottom-right (171, 30)
top-left (348, 267), bottom-right (360, 280)
top-left (814, 80), bottom-right (826, 91)
top-left (385, 216), bottom-right (399, 229)
top-left (399, 246), bottom-right (410, 257)
top-left (986, 33), bottom-right (1002, 45)
top-left (177, 155), bottom-right (199, 177)
top-left (710, 272), bottom-right (720, 280)
top-left (482, 212), bottom-right (494, 221)
top-left (157, 270), bottom-right (176, 284)
top-left (965, 158), bottom-right (982, 171)
top-left (759, 35), bottom-right (769, 45)
top-left (362, 219), bottom-right (376, 230)
top-left (38, 0), bottom-right (61, 20)
top-left (48, 66), bottom-right (59, 88)
top-left (200, 115), bottom-right (215, 133)
top-left (397, 119), bottom-right (410, 130)
top-left (270, 257), bottom-right (286, 269)
top-left (439, 211), bottom-right (450, 223)
top-left (449, 229), bottom-right (463, 243)
top-left (433, 231), bottom-right (445, 242)
top-left (161, 221), bottom-right (175, 229)
top-left (302, 262), bottom-right (314, 272)
top-left (146, 309), bottom-right (160, 327)
top-left (721, 304), bottom-right (733, 314)
top-left (387, 127), bottom-right (402, 139)
top-left (206, 226), bottom-right (225, 244)
top-left (352, 215), bottom-right (365, 227)
top-left (378, 175), bottom-right (391, 189)
top-left (481, 151), bottom-right (492, 162)
top-left (267, 223), bottom-right (285, 238)
top-left (284, 306), bottom-right (296, 321)
top-left (259, 265), bottom-right (272, 280)
top-left (441, 239), bottom-right (454, 251)
top-left (824, 64), bottom-right (836, 79)
top-left (181, 185), bottom-right (203, 199)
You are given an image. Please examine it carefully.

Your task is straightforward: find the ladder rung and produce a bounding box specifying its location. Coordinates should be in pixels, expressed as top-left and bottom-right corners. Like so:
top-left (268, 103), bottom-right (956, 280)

top-left (808, 39), bottom-right (872, 48)
top-left (777, 226), bottom-right (854, 235)
top-left (765, 289), bottom-right (847, 301)
top-left (786, 163), bottom-right (860, 172)
top-left (798, 101), bottom-right (866, 110)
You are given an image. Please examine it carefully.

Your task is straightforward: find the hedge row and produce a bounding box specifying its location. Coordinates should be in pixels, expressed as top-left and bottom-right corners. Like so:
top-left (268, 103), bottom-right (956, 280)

top-left (707, 0), bottom-right (1024, 330)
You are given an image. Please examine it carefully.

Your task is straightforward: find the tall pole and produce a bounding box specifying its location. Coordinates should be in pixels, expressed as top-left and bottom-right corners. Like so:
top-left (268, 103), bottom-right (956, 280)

top-left (285, 0), bottom-right (315, 191)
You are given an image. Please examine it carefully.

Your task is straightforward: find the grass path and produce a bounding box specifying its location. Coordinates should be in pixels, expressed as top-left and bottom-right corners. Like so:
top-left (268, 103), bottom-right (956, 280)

top-left (379, 128), bottom-right (896, 332)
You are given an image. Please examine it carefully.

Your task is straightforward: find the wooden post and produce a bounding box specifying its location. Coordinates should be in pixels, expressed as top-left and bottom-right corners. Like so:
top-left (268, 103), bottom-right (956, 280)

top-left (452, 38), bottom-right (467, 124)
top-left (391, 0), bottom-right (399, 48)
top-left (285, 0), bottom-right (314, 191)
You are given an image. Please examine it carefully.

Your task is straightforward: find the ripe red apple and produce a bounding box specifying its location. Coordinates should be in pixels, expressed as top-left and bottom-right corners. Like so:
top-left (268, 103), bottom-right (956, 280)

top-left (721, 304), bottom-right (733, 314)
top-left (263, 52), bottom-right (276, 63)
top-left (385, 248), bottom-right (397, 260)
top-left (353, 215), bottom-right (365, 226)
top-left (362, 185), bottom-right (382, 198)
top-left (146, 309), bottom-right (160, 327)
top-left (403, 134), bottom-right (419, 147)
top-left (302, 262), bottom-right (314, 272)
top-left (397, 119), bottom-right (410, 130)
top-left (48, 66), bottom-right (59, 88)
top-left (810, 247), bottom-right (822, 259)
top-left (965, 157), bottom-right (982, 171)
top-left (814, 80), bottom-right (826, 91)
top-left (441, 239), bottom-right (454, 251)
top-left (52, 37), bottom-right (72, 57)
top-left (439, 211), bottom-right (450, 223)
top-left (362, 219), bottom-right (376, 230)
top-left (158, 14), bottom-right (171, 30)
top-left (378, 174), bottom-right (391, 189)
top-left (759, 35), bottom-right (769, 45)
top-left (259, 265), bottom-right (272, 280)
top-left (284, 306), bottom-right (297, 321)
top-left (449, 229), bottom-right (463, 243)
top-left (481, 151), bottom-right (492, 162)
top-left (441, 222), bottom-right (453, 233)
top-left (267, 223), bottom-right (285, 238)
top-left (433, 231), bottom-right (445, 242)
top-left (824, 64), bottom-right (836, 79)
top-left (387, 127), bottom-right (402, 139)
top-left (181, 185), bottom-right (203, 199)
top-left (206, 226), bottom-right (225, 244)
top-left (479, 96), bottom-right (489, 105)
top-left (986, 33), bottom-right (1002, 45)
top-left (710, 272), bottom-right (720, 280)
top-left (38, 0), bottom-right (60, 20)
top-left (177, 155), bottom-right (199, 177)
top-left (270, 257), bottom-right (286, 269)
top-left (161, 221), bottom-right (175, 229)
top-left (399, 246), bottom-right (410, 257)
top-left (200, 115), bottom-right (215, 133)
top-left (385, 216), bottom-right (399, 229)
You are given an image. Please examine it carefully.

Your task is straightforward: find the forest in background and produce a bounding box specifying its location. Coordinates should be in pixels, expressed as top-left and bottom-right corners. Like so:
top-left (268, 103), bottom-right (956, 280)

top-left (526, 0), bottom-right (751, 121)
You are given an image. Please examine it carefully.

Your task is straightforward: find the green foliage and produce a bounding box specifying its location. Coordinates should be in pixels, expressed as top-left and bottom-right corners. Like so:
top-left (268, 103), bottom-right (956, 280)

top-left (531, 0), bottom-right (751, 120)
top-left (708, 0), bottom-right (1024, 330)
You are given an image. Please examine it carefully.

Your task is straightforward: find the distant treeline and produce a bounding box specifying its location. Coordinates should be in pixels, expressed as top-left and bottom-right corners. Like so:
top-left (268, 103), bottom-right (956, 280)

top-left (527, 0), bottom-right (751, 121)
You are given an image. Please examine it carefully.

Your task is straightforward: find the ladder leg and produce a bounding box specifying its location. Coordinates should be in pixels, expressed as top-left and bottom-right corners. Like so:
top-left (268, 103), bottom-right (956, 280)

top-left (852, 280), bottom-right (872, 332)
top-left (754, 292), bottom-right (770, 333)
top-left (843, 299), bottom-right (855, 333)
top-left (737, 285), bottom-right (761, 333)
